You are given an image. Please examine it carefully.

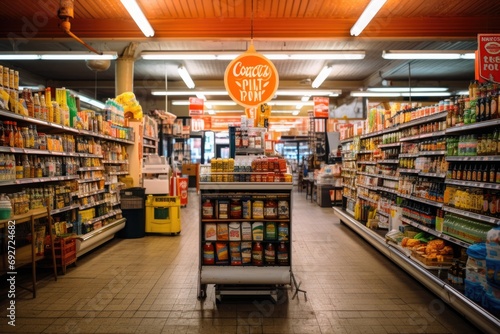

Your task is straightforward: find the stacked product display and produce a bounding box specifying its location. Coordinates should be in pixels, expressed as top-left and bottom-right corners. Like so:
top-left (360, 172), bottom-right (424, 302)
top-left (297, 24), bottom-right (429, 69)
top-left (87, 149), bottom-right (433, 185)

top-left (335, 81), bottom-right (500, 331)
top-left (197, 155), bottom-right (293, 302)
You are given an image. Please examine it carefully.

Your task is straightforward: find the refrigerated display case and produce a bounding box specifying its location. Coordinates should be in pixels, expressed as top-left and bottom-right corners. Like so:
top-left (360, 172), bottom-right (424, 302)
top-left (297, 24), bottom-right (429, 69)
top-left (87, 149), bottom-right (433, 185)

top-left (204, 131), bottom-right (215, 163)
top-left (276, 137), bottom-right (309, 185)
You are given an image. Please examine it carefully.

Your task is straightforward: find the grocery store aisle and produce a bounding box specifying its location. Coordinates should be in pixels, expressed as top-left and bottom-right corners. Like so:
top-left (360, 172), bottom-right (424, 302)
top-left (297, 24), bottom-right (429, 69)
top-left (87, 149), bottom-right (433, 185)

top-left (0, 191), bottom-right (482, 334)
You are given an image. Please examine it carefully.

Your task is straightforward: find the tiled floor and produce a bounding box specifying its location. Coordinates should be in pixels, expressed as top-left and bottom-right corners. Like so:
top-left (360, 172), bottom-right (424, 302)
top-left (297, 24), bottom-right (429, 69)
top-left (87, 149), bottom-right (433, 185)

top-left (0, 190), bottom-right (484, 334)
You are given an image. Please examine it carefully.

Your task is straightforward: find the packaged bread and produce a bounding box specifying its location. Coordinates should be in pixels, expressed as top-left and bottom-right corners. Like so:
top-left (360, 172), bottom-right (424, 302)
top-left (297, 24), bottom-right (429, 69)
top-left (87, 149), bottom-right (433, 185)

top-left (215, 242), bottom-right (228, 264)
top-left (217, 223), bottom-right (229, 240)
top-left (241, 241), bottom-right (252, 265)
top-left (241, 222), bottom-right (252, 240)
top-left (230, 242), bottom-right (242, 265)
top-left (204, 223), bottom-right (216, 241)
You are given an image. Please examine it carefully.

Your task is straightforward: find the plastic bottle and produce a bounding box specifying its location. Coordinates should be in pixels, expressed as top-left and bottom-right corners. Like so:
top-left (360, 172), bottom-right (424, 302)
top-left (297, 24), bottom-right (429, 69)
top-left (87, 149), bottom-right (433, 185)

top-left (264, 243), bottom-right (276, 265)
top-left (252, 242), bottom-right (263, 266)
top-left (277, 242), bottom-right (289, 266)
top-left (203, 242), bottom-right (215, 265)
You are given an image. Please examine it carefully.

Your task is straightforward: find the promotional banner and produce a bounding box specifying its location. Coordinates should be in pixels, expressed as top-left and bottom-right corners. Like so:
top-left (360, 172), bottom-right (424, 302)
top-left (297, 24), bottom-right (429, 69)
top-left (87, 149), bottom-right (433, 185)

top-left (478, 34), bottom-right (500, 83)
top-left (313, 96), bottom-right (329, 118)
top-left (224, 44), bottom-right (279, 108)
top-left (189, 97), bottom-right (204, 116)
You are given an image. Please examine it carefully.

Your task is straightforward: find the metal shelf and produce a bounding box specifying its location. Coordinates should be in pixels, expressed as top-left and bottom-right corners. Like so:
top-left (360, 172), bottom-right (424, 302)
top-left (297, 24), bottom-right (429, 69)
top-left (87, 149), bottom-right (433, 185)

top-left (446, 155), bottom-right (500, 162)
top-left (445, 118), bottom-right (500, 134)
top-left (378, 159), bottom-right (399, 164)
top-left (358, 194), bottom-right (378, 204)
top-left (442, 205), bottom-right (500, 226)
top-left (397, 111), bottom-right (448, 130)
top-left (419, 150), bottom-right (447, 156)
top-left (357, 183), bottom-right (378, 191)
top-left (398, 193), bottom-right (443, 207)
top-left (378, 186), bottom-right (399, 195)
top-left (400, 130), bottom-right (446, 142)
top-left (445, 179), bottom-right (500, 190)
top-left (378, 142), bottom-right (401, 148)
top-left (400, 217), bottom-right (472, 249)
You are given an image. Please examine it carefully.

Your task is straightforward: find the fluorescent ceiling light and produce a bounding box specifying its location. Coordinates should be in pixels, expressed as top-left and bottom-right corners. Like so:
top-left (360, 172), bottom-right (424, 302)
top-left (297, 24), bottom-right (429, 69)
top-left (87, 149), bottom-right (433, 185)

top-left (301, 96), bottom-right (310, 102)
top-left (74, 93), bottom-right (106, 109)
top-left (19, 85), bottom-right (45, 91)
top-left (292, 111), bottom-right (300, 116)
top-left (152, 89), bottom-right (341, 97)
top-left (272, 110), bottom-right (297, 114)
top-left (401, 92), bottom-right (452, 97)
top-left (196, 93), bottom-right (206, 100)
top-left (0, 51), bottom-right (117, 60)
top-left (382, 50), bottom-right (476, 60)
top-left (276, 89), bottom-right (341, 96)
top-left (140, 50), bottom-right (365, 60)
top-left (367, 87), bottom-right (448, 92)
top-left (178, 66), bottom-right (195, 89)
top-left (0, 54), bottom-right (39, 60)
top-left (456, 90), bottom-right (469, 95)
top-left (312, 66), bottom-right (333, 88)
top-left (120, 0), bottom-right (154, 37)
top-left (172, 100), bottom-right (236, 106)
top-left (350, 91), bottom-right (451, 97)
top-left (350, 0), bottom-right (387, 36)
top-left (267, 101), bottom-right (314, 106)
top-left (152, 90), bottom-right (228, 96)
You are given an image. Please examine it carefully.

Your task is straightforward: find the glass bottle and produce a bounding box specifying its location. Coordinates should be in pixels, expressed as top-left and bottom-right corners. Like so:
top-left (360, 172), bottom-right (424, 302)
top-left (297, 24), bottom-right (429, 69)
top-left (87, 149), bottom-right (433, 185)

top-left (40, 93), bottom-right (48, 121)
top-left (23, 155), bottom-right (30, 179)
top-left (14, 122), bottom-right (23, 148)
top-left (0, 121), bottom-right (5, 147)
top-left (33, 93), bottom-right (41, 120)
top-left (15, 155), bottom-right (23, 179)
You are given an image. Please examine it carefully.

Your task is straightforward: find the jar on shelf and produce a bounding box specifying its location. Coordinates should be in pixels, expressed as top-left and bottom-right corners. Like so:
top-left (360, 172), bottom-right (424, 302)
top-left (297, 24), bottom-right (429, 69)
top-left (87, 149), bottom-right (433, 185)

top-left (263, 199), bottom-right (278, 219)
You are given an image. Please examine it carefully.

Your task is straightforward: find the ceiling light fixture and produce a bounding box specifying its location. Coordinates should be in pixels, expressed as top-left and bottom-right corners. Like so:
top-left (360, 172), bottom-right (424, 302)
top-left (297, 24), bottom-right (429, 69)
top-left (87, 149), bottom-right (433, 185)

top-left (178, 66), bottom-right (195, 89)
top-left (151, 90), bottom-right (228, 96)
top-left (172, 100), bottom-right (236, 106)
top-left (140, 50), bottom-right (365, 60)
top-left (276, 89), bottom-right (341, 96)
top-left (312, 66), bottom-right (333, 88)
top-left (350, 91), bottom-right (452, 97)
top-left (0, 51), bottom-right (118, 60)
top-left (382, 50), bottom-right (476, 60)
top-left (72, 92), bottom-right (106, 109)
top-left (367, 87), bottom-right (449, 92)
top-left (120, 0), bottom-right (155, 37)
top-left (350, 0), bottom-right (387, 36)
top-left (151, 89), bottom-right (341, 97)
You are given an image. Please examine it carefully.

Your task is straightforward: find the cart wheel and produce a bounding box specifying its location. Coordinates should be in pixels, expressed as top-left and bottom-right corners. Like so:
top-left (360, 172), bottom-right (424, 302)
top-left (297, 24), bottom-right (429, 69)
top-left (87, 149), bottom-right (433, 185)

top-left (198, 284), bottom-right (207, 300)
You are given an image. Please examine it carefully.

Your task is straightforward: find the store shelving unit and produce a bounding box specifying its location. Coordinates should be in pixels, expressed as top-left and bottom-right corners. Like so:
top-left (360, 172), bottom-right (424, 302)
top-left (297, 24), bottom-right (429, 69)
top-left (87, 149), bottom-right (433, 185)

top-left (340, 136), bottom-right (358, 215)
top-left (0, 108), bottom-right (134, 274)
top-left (333, 108), bottom-right (500, 333)
top-left (197, 182), bottom-right (293, 302)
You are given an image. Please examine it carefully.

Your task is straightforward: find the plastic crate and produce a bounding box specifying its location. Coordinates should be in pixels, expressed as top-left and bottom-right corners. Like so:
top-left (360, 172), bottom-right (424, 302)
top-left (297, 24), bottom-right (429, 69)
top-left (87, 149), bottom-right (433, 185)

top-left (120, 197), bottom-right (144, 209)
top-left (46, 236), bottom-right (77, 274)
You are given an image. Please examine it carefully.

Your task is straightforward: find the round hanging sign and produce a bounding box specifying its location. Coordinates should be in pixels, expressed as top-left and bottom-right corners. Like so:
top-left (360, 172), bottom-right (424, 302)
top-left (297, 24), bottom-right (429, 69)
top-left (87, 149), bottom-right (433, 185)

top-left (224, 44), bottom-right (279, 108)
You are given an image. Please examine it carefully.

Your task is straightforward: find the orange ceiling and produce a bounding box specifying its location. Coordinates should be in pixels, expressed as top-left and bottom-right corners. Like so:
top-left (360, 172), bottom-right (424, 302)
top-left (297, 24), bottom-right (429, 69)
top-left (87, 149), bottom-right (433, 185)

top-left (0, 0), bottom-right (499, 40)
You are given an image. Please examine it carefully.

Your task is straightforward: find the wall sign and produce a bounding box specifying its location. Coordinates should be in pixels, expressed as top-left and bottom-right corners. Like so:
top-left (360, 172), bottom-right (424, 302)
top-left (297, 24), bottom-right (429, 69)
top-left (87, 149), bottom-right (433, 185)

top-left (478, 34), bottom-right (500, 83)
top-left (224, 44), bottom-right (279, 108)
